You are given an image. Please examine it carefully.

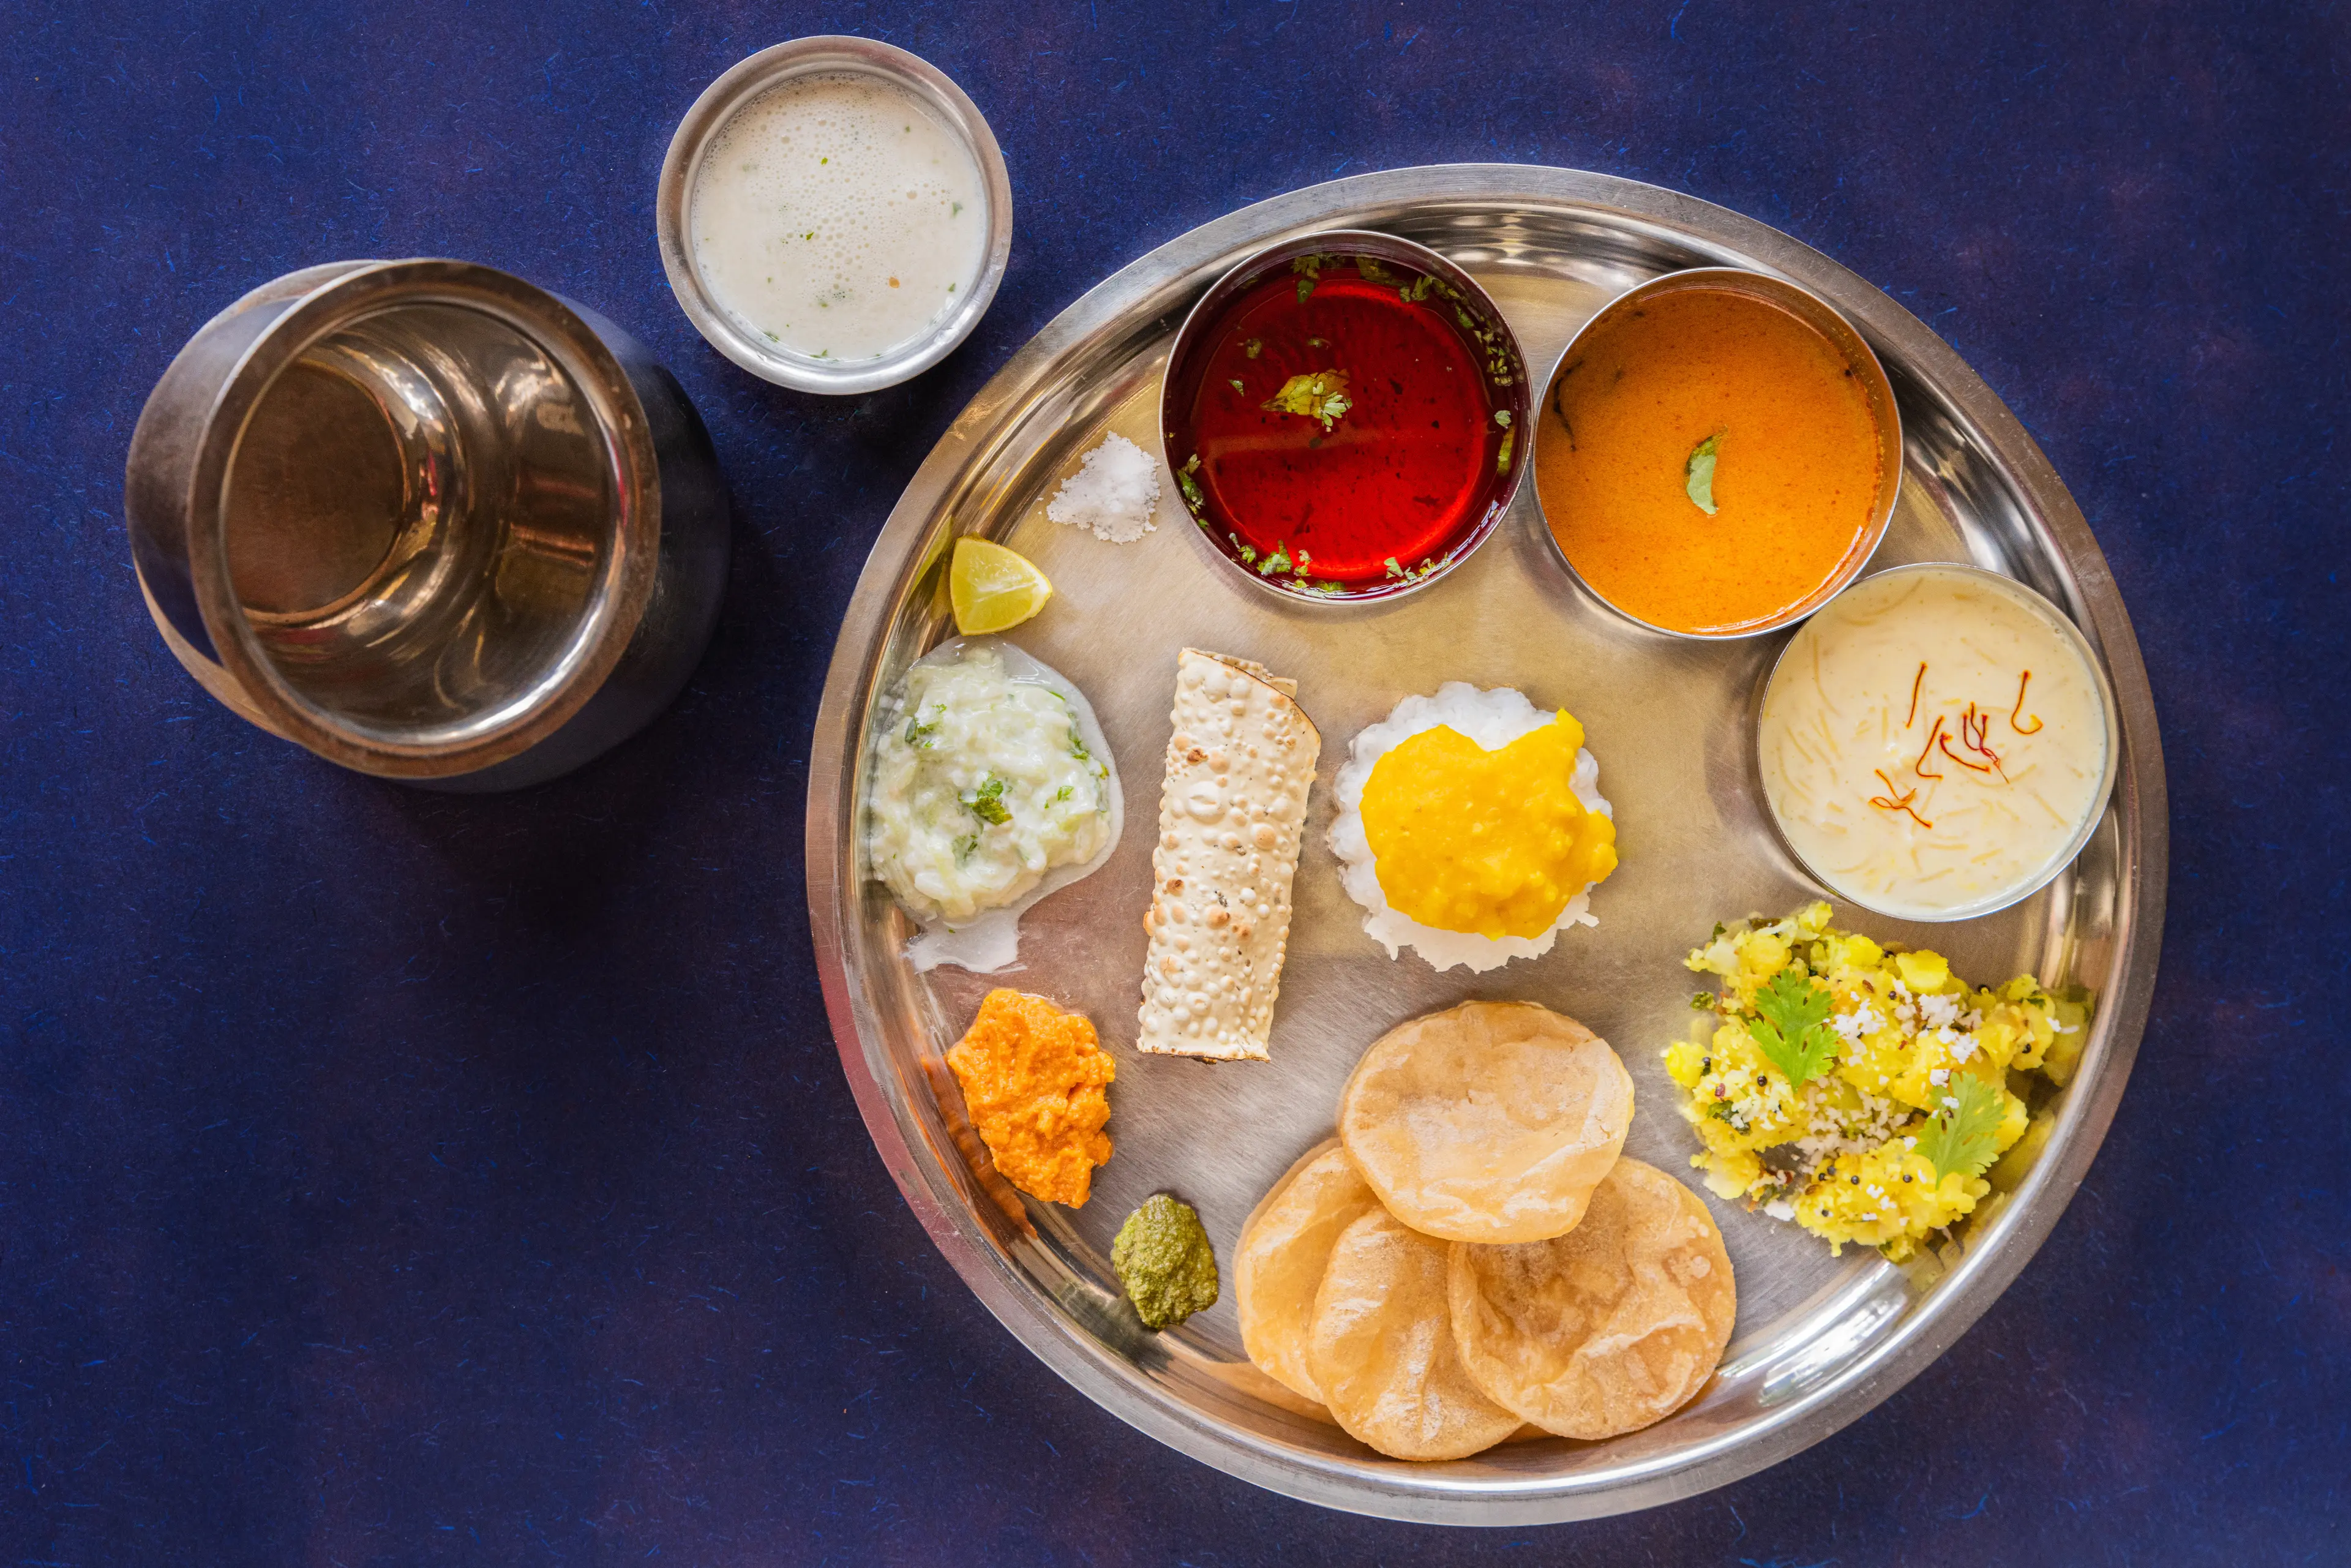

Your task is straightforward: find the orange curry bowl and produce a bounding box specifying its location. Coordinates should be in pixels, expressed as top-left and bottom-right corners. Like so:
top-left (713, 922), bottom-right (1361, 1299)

top-left (1528, 267), bottom-right (1902, 640)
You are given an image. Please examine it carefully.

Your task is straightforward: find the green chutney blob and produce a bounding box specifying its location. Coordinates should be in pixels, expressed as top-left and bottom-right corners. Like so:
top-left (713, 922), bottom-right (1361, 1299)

top-left (1112, 1193), bottom-right (1220, 1329)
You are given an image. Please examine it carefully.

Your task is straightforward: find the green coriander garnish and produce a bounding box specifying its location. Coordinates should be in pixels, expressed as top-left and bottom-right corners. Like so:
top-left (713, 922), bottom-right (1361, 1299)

top-left (963, 775), bottom-right (1012, 826)
top-left (1261, 369), bottom-right (1352, 431)
top-left (1259, 542), bottom-right (1293, 576)
top-left (1290, 252), bottom-right (1337, 304)
top-left (1244, 338), bottom-right (1262, 359)
top-left (1918, 1075), bottom-right (2005, 1180)
top-left (1749, 967), bottom-right (1837, 1087)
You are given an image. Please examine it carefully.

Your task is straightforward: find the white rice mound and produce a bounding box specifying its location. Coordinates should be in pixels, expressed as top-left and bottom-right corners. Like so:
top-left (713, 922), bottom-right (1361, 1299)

top-left (1327, 683), bottom-right (1613, 974)
top-left (1046, 432), bottom-right (1160, 544)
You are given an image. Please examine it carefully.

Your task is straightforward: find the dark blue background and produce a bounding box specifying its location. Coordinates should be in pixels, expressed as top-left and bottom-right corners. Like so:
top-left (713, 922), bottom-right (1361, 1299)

top-left (4, 1), bottom-right (2344, 1562)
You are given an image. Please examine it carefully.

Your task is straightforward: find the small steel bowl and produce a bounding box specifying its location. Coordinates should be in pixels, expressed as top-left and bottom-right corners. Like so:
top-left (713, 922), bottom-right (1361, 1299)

top-left (124, 259), bottom-right (730, 790)
top-left (1754, 560), bottom-right (2122, 921)
top-left (1158, 229), bottom-right (1532, 606)
top-left (1529, 266), bottom-right (1902, 639)
top-left (657, 37), bottom-right (1014, 395)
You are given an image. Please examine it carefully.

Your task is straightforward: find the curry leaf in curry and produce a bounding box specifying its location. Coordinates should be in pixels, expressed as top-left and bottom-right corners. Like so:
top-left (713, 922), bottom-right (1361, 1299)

top-left (1685, 432), bottom-right (1722, 516)
top-left (1917, 1074), bottom-right (2005, 1180)
top-left (1749, 966), bottom-right (1837, 1086)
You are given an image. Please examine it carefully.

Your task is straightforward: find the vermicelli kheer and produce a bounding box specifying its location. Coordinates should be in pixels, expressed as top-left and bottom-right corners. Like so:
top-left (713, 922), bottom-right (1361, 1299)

top-left (1757, 565), bottom-right (2112, 920)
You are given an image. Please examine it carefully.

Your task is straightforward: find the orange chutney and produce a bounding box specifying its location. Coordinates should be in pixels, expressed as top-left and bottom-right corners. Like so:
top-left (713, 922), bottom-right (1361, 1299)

top-left (1537, 287), bottom-right (1882, 633)
top-left (945, 989), bottom-right (1115, 1207)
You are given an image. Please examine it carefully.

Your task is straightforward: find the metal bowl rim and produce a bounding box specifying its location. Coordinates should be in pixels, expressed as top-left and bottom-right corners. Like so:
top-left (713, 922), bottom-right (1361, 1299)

top-left (804, 163), bottom-right (2169, 1523)
top-left (654, 36), bottom-right (1015, 396)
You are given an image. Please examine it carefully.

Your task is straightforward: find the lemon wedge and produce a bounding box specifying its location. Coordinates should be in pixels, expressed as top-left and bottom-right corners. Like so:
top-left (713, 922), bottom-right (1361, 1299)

top-left (950, 538), bottom-right (1054, 634)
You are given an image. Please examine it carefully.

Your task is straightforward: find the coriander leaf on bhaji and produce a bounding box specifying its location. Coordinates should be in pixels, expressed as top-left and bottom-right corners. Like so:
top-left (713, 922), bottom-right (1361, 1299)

top-left (1748, 967), bottom-right (1837, 1086)
top-left (1918, 1073), bottom-right (2006, 1182)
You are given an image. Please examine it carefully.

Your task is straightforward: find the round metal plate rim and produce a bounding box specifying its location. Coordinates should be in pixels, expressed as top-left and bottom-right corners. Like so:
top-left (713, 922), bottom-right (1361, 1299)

top-left (804, 163), bottom-right (2168, 1524)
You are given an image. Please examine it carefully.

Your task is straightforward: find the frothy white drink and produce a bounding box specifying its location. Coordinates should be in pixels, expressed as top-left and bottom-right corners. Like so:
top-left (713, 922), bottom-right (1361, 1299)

top-left (689, 74), bottom-right (986, 363)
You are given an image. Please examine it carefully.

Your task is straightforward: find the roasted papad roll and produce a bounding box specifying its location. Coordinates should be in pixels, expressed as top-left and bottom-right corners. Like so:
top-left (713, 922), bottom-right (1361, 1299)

top-left (1136, 649), bottom-right (1319, 1061)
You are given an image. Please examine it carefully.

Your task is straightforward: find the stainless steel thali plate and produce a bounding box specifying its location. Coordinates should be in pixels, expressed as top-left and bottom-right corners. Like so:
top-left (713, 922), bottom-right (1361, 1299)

top-left (806, 164), bottom-right (2166, 1525)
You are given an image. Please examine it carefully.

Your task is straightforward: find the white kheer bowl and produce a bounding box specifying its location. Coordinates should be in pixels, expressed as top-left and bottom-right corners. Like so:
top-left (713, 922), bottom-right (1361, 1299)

top-left (1753, 561), bottom-right (2121, 921)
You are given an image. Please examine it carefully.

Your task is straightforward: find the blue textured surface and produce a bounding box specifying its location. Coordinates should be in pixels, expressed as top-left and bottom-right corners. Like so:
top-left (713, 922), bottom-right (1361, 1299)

top-left (3, 1), bottom-right (2345, 1562)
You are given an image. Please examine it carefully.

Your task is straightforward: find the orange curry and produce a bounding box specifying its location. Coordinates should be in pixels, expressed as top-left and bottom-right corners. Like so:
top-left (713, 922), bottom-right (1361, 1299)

top-left (945, 989), bottom-right (1114, 1207)
top-left (1537, 286), bottom-right (1881, 633)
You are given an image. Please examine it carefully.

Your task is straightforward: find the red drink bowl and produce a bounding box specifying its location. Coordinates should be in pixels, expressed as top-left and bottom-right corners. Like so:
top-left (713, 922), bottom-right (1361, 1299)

top-left (1160, 230), bottom-right (1531, 604)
